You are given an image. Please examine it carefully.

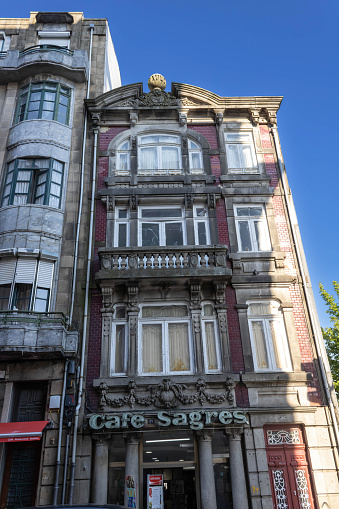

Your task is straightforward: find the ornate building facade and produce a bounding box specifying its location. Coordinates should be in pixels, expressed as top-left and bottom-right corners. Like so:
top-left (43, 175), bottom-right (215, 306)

top-left (84, 74), bottom-right (339, 509)
top-left (0, 11), bottom-right (120, 506)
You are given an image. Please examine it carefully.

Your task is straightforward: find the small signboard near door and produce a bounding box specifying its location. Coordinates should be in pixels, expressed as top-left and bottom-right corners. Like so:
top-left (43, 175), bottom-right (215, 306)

top-left (147, 474), bottom-right (163, 509)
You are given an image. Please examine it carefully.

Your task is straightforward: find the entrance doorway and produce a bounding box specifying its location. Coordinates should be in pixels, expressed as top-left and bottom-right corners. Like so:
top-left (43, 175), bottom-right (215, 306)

top-left (142, 430), bottom-right (197, 509)
top-left (143, 467), bottom-right (196, 509)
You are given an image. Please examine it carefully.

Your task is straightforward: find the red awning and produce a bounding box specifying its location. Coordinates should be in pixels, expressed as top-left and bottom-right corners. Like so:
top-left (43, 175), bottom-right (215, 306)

top-left (0, 421), bottom-right (49, 443)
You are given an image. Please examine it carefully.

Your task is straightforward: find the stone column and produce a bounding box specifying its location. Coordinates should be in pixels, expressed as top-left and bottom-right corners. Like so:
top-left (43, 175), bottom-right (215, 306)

top-left (227, 428), bottom-right (249, 509)
top-left (92, 437), bottom-right (109, 504)
top-left (124, 433), bottom-right (141, 509)
top-left (197, 430), bottom-right (217, 509)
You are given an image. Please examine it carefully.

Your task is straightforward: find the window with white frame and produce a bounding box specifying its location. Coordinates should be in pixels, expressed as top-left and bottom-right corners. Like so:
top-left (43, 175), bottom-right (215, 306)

top-left (138, 206), bottom-right (186, 247)
top-left (116, 140), bottom-right (130, 175)
top-left (139, 304), bottom-right (193, 375)
top-left (138, 134), bottom-right (181, 173)
top-left (110, 304), bottom-right (128, 376)
top-left (1, 158), bottom-right (64, 208)
top-left (38, 31), bottom-right (70, 48)
top-left (114, 208), bottom-right (130, 247)
top-left (0, 257), bottom-right (54, 312)
top-left (188, 139), bottom-right (203, 173)
top-left (248, 301), bottom-right (292, 372)
top-left (193, 205), bottom-right (210, 245)
top-left (201, 302), bottom-right (221, 372)
top-left (225, 132), bottom-right (258, 174)
top-left (234, 205), bottom-right (271, 252)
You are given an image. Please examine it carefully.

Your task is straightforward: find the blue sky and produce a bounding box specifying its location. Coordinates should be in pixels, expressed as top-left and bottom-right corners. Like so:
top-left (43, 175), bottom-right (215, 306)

top-left (3, 0), bottom-right (338, 326)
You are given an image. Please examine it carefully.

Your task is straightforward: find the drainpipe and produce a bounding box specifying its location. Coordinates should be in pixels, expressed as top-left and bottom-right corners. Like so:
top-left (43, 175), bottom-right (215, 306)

top-left (52, 359), bottom-right (68, 505)
top-left (271, 126), bottom-right (339, 454)
top-left (68, 124), bottom-right (99, 504)
top-left (69, 23), bottom-right (95, 325)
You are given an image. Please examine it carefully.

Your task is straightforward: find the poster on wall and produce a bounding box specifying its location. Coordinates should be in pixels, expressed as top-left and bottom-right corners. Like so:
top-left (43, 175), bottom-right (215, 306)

top-left (126, 475), bottom-right (137, 508)
top-left (147, 474), bottom-right (163, 509)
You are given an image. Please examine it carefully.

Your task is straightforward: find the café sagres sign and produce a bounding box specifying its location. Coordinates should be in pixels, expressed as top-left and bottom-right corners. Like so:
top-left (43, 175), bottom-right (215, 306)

top-left (89, 409), bottom-right (248, 431)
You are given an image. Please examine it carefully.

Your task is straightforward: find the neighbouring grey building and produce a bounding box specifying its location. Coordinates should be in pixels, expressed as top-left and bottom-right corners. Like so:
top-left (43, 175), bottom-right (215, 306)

top-left (0, 11), bottom-right (120, 506)
top-left (83, 74), bottom-right (339, 509)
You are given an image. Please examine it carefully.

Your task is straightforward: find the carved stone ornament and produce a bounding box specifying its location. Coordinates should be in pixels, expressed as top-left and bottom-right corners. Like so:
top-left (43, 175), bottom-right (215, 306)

top-left (249, 109), bottom-right (260, 125)
top-left (215, 112), bottom-right (224, 125)
top-left (107, 196), bottom-right (114, 212)
top-left (148, 73), bottom-right (166, 91)
top-left (266, 109), bottom-right (277, 125)
top-left (208, 194), bottom-right (216, 209)
top-left (98, 377), bottom-right (235, 410)
top-left (190, 283), bottom-right (201, 307)
top-left (179, 113), bottom-right (187, 125)
top-left (127, 284), bottom-right (139, 307)
top-left (185, 193), bottom-right (192, 210)
top-left (116, 89), bottom-right (180, 108)
top-left (129, 112), bottom-right (138, 127)
top-left (101, 287), bottom-right (113, 309)
top-left (101, 256), bottom-right (111, 271)
top-left (215, 283), bottom-right (227, 305)
top-left (130, 195), bottom-right (137, 211)
top-left (91, 112), bottom-right (101, 128)
top-left (180, 97), bottom-right (209, 107)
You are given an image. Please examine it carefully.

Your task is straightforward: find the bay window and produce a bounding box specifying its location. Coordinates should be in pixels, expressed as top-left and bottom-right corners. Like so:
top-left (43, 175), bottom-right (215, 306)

top-left (110, 305), bottom-right (128, 376)
top-left (139, 304), bottom-right (193, 375)
top-left (201, 303), bottom-right (221, 372)
top-left (15, 82), bottom-right (71, 125)
top-left (225, 132), bottom-right (258, 174)
top-left (138, 135), bottom-right (181, 172)
top-left (234, 205), bottom-right (271, 252)
top-left (0, 257), bottom-right (54, 312)
top-left (2, 158), bottom-right (64, 208)
top-left (248, 301), bottom-right (292, 372)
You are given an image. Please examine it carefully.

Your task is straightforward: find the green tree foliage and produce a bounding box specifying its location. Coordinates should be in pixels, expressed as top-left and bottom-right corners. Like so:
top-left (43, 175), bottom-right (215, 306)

top-left (319, 282), bottom-right (339, 395)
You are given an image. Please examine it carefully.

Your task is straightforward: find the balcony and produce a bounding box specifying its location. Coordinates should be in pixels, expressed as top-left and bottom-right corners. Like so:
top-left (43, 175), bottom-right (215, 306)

top-left (0, 311), bottom-right (78, 359)
top-left (0, 47), bottom-right (89, 84)
top-left (96, 245), bottom-right (231, 282)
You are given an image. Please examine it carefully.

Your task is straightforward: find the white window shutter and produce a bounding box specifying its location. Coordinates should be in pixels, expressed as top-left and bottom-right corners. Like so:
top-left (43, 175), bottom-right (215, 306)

top-left (0, 258), bottom-right (17, 284)
top-left (36, 260), bottom-right (54, 289)
top-left (15, 258), bottom-right (37, 283)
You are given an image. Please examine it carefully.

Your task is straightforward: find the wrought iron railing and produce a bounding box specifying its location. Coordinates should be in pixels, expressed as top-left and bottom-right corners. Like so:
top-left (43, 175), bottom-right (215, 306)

top-left (19, 45), bottom-right (74, 57)
top-left (0, 311), bottom-right (75, 330)
top-left (98, 245), bottom-right (228, 271)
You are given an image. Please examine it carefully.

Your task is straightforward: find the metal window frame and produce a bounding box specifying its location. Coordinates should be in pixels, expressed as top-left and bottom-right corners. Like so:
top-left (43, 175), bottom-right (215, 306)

top-left (14, 82), bottom-right (71, 125)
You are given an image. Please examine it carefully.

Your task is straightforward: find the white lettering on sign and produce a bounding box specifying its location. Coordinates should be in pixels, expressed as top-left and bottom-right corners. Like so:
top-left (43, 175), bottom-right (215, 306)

top-left (89, 409), bottom-right (248, 430)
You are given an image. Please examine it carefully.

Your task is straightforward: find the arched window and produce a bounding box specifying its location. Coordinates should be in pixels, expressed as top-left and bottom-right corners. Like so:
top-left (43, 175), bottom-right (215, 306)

top-left (247, 301), bottom-right (292, 372)
top-left (188, 139), bottom-right (203, 174)
top-left (110, 304), bottom-right (128, 376)
top-left (201, 302), bottom-right (221, 372)
top-left (138, 134), bottom-right (181, 174)
top-left (116, 140), bottom-right (130, 175)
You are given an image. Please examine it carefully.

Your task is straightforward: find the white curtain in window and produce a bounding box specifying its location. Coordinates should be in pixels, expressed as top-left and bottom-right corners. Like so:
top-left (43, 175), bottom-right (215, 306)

top-left (241, 144), bottom-right (255, 168)
top-left (204, 321), bottom-right (218, 370)
top-left (226, 145), bottom-right (241, 169)
top-left (142, 324), bottom-right (162, 373)
top-left (270, 320), bottom-right (292, 371)
top-left (168, 323), bottom-right (190, 371)
top-left (142, 305), bottom-right (187, 318)
top-left (249, 302), bottom-right (277, 315)
top-left (140, 147), bottom-right (157, 169)
top-left (162, 147), bottom-right (179, 169)
top-left (251, 321), bottom-right (269, 369)
top-left (254, 221), bottom-right (270, 250)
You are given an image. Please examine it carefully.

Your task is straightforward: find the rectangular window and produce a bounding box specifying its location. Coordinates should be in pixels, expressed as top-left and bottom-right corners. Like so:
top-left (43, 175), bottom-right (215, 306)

top-left (0, 258), bottom-right (54, 312)
top-left (139, 305), bottom-right (192, 375)
top-left (139, 207), bottom-right (185, 247)
top-left (15, 82), bottom-right (71, 125)
top-left (115, 208), bottom-right (130, 247)
top-left (193, 205), bottom-right (210, 245)
top-left (38, 31), bottom-right (70, 48)
top-left (234, 205), bottom-right (271, 252)
top-left (201, 304), bottom-right (221, 372)
top-left (248, 302), bottom-right (292, 372)
top-left (1, 158), bottom-right (64, 208)
top-left (225, 132), bottom-right (258, 174)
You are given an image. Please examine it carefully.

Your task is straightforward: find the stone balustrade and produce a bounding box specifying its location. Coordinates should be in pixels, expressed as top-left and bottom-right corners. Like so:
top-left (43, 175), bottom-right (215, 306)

top-left (96, 245), bottom-right (231, 281)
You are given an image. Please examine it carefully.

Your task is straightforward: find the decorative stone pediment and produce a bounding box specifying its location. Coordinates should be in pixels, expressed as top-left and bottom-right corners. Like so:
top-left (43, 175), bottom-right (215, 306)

top-left (97, 377), bottom-right (235, 410)
top-left (114, 89), bottom-right (180, 108)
